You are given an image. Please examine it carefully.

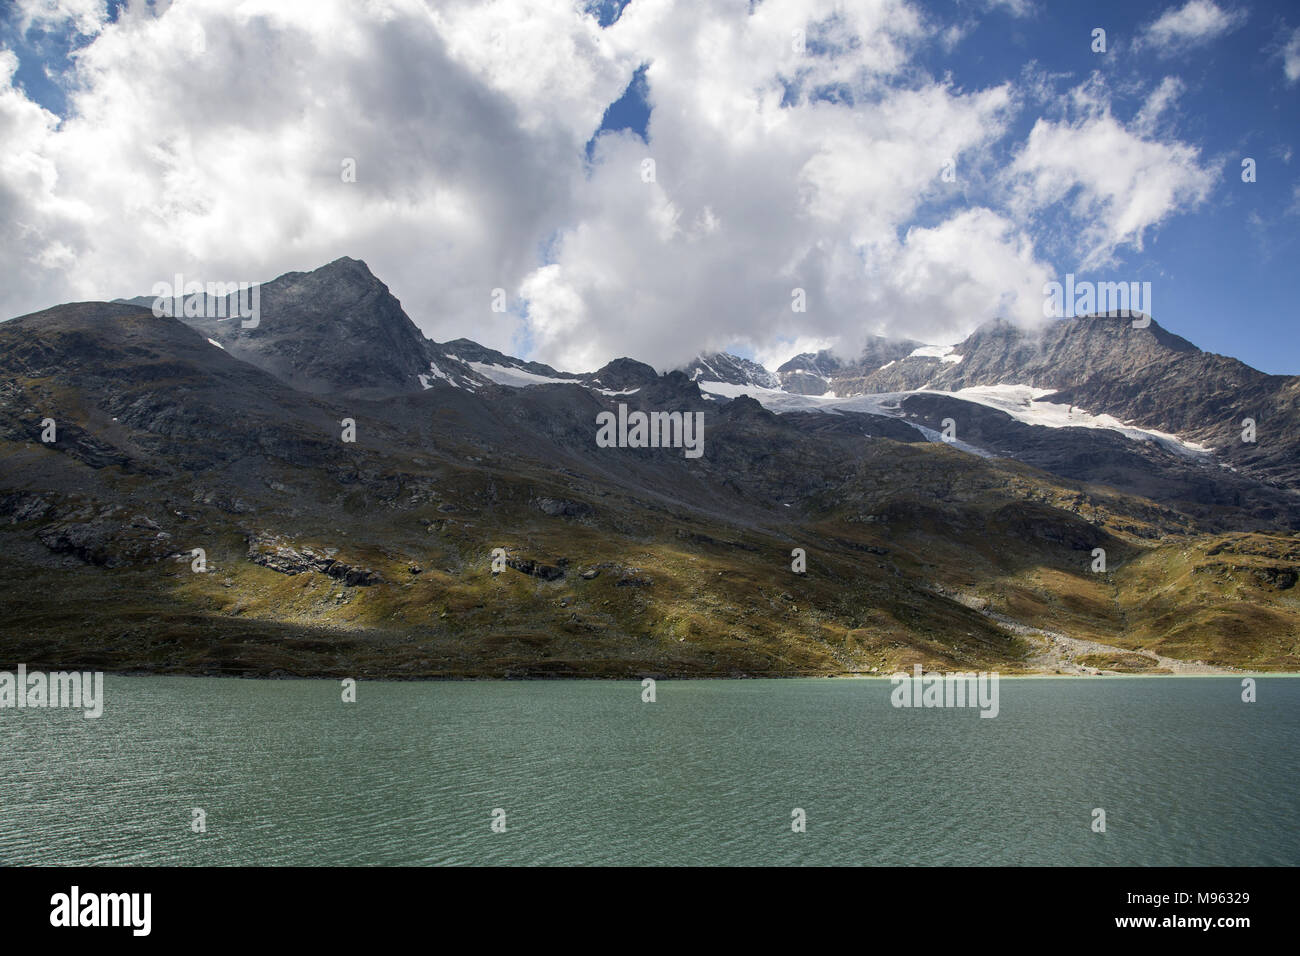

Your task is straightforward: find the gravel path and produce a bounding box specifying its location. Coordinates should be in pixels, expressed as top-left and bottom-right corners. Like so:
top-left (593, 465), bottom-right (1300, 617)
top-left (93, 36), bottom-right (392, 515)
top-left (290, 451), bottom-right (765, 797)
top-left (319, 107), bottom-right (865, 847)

top-left (985, 611), bottom-right (1239, 675)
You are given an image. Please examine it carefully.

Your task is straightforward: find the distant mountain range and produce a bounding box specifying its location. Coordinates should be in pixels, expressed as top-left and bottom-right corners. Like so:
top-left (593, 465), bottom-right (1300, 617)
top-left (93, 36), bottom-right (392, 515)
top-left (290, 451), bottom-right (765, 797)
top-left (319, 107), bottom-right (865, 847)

top-left (3, 257), bottom-right (1296, 678)
top-left (122, 257), bottom-right (1300, 516)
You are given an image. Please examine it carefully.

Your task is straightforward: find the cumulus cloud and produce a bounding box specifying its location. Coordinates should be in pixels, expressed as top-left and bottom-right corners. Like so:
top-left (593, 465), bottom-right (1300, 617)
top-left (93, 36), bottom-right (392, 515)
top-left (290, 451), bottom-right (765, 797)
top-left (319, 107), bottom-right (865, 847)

top-left (518, 0), bottom-right (1038, 369)
top-left (0, 50), bottom-right (79, 281)
top-left (1137, 1), bottom-right (1246, 56)
top-left (0, 0), bottom-right (1219, 373)
top-left (1004, 77), bottom-right (1213, 269)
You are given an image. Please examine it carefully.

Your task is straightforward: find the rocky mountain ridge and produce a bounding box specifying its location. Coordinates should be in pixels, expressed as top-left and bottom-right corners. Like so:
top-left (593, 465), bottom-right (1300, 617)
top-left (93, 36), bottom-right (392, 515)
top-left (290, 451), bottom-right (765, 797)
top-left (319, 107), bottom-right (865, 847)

top-left (121, 258), bottom-right (1298, 498)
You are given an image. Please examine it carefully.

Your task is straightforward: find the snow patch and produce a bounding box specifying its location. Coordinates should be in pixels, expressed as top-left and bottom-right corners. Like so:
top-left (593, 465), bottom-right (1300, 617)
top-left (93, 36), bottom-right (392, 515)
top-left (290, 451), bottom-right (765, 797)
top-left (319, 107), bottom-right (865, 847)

top-left (930, 385), bottom-right (1213, 458)
top-left (696, 380), bottom-right (906, 416)
top-left (908, 344), bottom-right (963, 363)
top-left (695, 380), bottom-right (1212, 459)
top-left (420, 361), bottom-right (456, 389)
top-left (466, 361), bottom-right (575, 388)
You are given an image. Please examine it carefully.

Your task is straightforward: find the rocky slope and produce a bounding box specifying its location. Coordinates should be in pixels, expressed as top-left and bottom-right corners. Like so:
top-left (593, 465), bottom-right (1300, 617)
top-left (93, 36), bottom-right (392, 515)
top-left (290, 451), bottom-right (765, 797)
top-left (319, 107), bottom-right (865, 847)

top-left (684, 353), bottom-right (780, 389)
top-left (773, 316), bottom-right (1300, 490)
top-left (124, 257), bottom-right (433, 397)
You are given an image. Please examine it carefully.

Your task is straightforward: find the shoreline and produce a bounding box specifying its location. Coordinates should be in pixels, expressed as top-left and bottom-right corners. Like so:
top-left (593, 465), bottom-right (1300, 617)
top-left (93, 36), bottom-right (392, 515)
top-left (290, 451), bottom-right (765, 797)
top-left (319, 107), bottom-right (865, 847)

top-left (31, 668), bottom-right (1299, 682)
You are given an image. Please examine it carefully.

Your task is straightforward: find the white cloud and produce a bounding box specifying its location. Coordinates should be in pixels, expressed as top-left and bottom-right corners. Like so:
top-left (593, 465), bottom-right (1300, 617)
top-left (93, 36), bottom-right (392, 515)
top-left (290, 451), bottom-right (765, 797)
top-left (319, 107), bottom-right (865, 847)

top-left (974, 0), bottom-right (1035, 17)
top-left (1004, 77), bottom-right (1213, 269)
top-left (1283, 27), bottom-right (1300, 84)
top-left (938, 23), bottom-right (970, 52)
top-left (429, 0), bottom-right (630, 145)
top-left (516, 0), bottom-right (1040, 370)
top-left (1138, 1), bottom-right (1246, 55)
top-left (12, 0), bottom-right (109, 36)
top-left (1134, 76), bottom-right (1185, 135)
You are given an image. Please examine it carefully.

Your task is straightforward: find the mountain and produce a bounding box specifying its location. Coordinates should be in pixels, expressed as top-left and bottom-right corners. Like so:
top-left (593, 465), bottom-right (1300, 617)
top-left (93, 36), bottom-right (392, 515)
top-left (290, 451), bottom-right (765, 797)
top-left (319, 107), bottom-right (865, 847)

top-left (683, 353), bottom-right (780, 389)
top-left (122, 257), bottom-right (433, 397)
top-left (760, 317), bottom-right (1300, 490)
top-left (777, 336), bottom-right (921, 394)
top-left (429, 338), bottom-right (579, 390)
top-left (119, 260), bottom-right (594, 395)
top-left (4, 260), bottom-right (1298, 679)
top-left (776, 349), bottom-right (843, 394)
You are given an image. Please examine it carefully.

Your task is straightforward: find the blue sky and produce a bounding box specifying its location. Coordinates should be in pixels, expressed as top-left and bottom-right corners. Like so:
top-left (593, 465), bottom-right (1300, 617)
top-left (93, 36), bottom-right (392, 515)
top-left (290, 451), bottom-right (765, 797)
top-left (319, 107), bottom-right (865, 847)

top-left (2, 0), bottom-right (1298, 374)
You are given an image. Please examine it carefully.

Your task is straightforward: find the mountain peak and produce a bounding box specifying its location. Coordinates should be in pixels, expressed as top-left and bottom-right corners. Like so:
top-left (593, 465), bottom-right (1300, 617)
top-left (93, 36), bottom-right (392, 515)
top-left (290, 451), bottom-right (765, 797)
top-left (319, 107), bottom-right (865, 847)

top-left (274, 256), bottom-right (388, 299)
top-left (166, 258), bottom-right (426, 397)
top-left (592, 357), bottom-right (659, 390)
top-left (682, 352), bottom-right (779, 389)
top-left (317, 255), bottom-right (378, 280)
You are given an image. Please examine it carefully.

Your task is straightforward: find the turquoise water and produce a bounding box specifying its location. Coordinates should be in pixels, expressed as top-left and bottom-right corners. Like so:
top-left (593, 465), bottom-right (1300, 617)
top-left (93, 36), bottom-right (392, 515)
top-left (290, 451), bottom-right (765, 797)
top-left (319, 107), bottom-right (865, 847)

top-left (0, 676), bottom-right (1295, 865)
